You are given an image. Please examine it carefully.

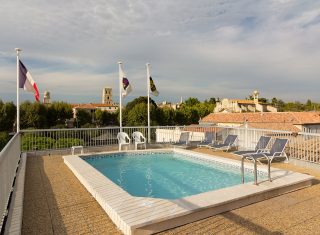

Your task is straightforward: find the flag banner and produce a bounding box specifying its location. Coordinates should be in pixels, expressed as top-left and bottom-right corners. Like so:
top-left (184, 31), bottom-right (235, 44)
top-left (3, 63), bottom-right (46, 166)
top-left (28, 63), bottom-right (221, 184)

top-left (19, 60), bottom-right (40, 102)
top-left (149, 76), bottom-right (159, 96)
top-left (120, 66), bottom-right (132, 97)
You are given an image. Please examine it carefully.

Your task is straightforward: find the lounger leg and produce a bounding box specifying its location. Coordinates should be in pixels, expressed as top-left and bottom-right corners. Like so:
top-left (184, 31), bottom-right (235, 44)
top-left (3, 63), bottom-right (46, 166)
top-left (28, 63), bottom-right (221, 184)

top-left (268, 158), bottom-right (272, 182)
top-left (241, 156), bottom-right (245, 184)
top-left (254, 159), bottom-right (258, 185)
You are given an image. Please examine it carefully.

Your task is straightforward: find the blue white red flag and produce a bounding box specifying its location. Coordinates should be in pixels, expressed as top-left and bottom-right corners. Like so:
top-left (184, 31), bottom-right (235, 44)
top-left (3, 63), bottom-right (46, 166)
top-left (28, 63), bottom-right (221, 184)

top-left (19, 60), bottom-right (40, 102)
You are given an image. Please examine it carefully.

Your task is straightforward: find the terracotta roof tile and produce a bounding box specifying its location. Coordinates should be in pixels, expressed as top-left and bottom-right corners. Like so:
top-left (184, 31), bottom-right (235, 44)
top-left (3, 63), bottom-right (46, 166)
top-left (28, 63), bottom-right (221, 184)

top-left (201, 112), bottom-right (320, 132)
top-left (202, 112), bottom-right (320, 124)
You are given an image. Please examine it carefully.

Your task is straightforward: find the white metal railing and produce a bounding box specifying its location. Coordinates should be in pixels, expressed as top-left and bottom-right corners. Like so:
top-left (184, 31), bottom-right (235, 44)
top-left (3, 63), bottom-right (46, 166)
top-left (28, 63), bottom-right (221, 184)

top-left (20, 125), bottom-right (320, 164)
top-left (0, 133), bottom-right (21, 232)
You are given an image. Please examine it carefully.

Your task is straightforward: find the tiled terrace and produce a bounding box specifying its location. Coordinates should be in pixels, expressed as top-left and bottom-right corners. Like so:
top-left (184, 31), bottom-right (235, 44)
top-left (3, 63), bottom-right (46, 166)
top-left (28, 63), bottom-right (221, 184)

top-left (22, 149), bottom-right (320, 235)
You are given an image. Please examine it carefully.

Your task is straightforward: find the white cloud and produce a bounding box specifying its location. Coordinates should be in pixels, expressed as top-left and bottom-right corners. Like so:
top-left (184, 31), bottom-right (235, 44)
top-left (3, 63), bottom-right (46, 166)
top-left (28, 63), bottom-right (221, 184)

top-left (1, 0), bottom-right (320, 103)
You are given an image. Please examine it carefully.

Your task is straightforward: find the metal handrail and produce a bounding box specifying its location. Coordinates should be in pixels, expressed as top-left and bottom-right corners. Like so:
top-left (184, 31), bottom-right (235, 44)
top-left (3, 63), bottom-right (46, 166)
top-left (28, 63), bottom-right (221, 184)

top-left (0, 133), bottom-right (21, 232)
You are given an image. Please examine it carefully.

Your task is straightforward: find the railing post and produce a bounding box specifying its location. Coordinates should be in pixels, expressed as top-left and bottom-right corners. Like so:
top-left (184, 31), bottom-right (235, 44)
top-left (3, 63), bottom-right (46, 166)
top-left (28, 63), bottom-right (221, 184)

top-left (245, 122), bottom-right (248, 150)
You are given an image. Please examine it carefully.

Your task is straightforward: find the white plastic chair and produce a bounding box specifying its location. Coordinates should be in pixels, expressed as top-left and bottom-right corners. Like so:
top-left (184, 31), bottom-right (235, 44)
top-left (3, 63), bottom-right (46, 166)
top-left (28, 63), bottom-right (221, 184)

top-left (132, 131), bottom-right (147, 150)
top-left (117, 132), bottom-right (131, 151)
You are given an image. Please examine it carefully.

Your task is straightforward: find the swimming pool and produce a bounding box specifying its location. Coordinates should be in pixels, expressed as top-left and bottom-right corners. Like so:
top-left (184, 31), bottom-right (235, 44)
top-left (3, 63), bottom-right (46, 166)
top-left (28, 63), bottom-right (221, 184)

top-left (64, 149), bottom-right (313, 235)
top-left (84, 151), bottom-right (261, 199)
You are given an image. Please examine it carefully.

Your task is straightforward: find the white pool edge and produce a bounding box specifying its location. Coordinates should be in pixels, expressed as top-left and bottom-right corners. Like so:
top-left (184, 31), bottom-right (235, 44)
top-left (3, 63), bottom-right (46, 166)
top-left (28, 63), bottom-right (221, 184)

top-left (63, 149), bottom-right (314, 235)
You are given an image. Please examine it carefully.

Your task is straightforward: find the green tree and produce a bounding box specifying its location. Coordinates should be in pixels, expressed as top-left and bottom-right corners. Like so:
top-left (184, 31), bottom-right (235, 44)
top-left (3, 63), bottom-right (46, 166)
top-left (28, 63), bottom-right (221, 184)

top-left (0, 132), bottom-right (10, 151)
top-left (284, 101), bottom-right (304, 112)
top-left (305, 99), bottom-right (313, 111)
top-left (206, 97), bottom-right (217, 105)
top-left (20, 101), bottom-right (48, 129)
top-left (0, 100), bottom-right (16, 132)
top-left (122, 96), bottom-right (158, 126)
top-left (126, 103), bottom-right (148, 126)
top-left (76, 109), bottom-right (92, 127)
top-left (95, 109), bottom-right (117, 126)
top-left (47, 102), bottom-right (73, 126)
top-left (160, 107), bottom-right (175, 125)
top-left (276, 99), bottom-right (285, 112)
top-left (271, 97), bottom-right (278, 106)
top-left (184, 97), bottom-right (200, 106)
top-left (194, 102), bottom-right (214, 118)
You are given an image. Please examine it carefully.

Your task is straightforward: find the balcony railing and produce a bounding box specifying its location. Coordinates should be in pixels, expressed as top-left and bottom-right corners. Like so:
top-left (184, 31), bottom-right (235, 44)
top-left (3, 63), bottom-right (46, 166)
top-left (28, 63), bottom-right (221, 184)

top-left (0, 133), bottom-right (21, 232)
top-left (19, 125), bottom-right (320, 164)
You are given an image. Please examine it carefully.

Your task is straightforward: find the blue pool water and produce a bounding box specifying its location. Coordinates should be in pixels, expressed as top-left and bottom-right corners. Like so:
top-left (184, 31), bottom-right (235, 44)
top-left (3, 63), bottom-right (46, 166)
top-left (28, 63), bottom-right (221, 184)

top-left (84, 152), bottom-right (259, 199)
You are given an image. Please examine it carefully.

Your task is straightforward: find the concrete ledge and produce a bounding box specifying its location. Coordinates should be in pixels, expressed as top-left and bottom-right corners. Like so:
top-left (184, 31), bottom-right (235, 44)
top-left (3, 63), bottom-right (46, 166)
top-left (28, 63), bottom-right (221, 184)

top-left (63, 149), bottom-right (314, 235)
top-left (4, 153), bottom-right (27, 235)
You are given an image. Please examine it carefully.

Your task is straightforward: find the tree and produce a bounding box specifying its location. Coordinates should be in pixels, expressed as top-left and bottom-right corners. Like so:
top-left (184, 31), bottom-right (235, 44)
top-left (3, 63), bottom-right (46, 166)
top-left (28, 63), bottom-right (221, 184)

top-left (160, 107), bottom-right (175, 125)
top-left (126, 103), bottom-right (148, 126)
top-left (207, 97), bottom-right (217, 105)
top-left (95, 109), bottom-right (118, 126)
top-left (271, 97), bottom-right (278, 106)
top-left (194, 102), bottom-right (213, 118)
top-left (95, 109), bottom-right (107, 126)
top-left (122, 96), bottom-right (158, 126)
top-left (76, 109), bottom-right (92, 127)
top-left (276, 99), bottom-right (285, 112)
top-left (47, 102), bottom-right (73, 126)
top-left (184, 97), bottom-right (200, 106)
top-left (305, 99), bottom-right (313, 111)
top-left (0, 100), bottom-right (16, 132)
top-left (125, 96), bottom-right (157, 110)
top-left (0, 132), bottom-right (10, 151)
top-left (20, 101), bottom-right (48, 129)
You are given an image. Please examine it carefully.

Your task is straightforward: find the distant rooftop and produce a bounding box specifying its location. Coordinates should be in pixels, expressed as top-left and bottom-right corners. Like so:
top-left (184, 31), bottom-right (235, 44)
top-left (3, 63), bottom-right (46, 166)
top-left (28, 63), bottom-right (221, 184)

top-left (201, 112), bottom-right (320, 132)
top-left (71, 103), bottom-right (118, 109)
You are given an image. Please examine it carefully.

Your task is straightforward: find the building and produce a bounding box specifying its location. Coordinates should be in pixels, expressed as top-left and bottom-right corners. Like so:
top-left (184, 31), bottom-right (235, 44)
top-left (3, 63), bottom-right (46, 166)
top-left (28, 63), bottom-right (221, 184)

top-left (158, 101), bottom-right (182, 110)
top-left (71, 87), bottom-right (118, 119)
top-left (71, 103), bottom-right (118, 118)
top-left (158, 98), bottom-right (183, 110)
top-left (214, 91), bottom-right (277, 113)
top-left (102, 87), bottom-right (113, 105)
top-left (200, 112), bottom-right (320, 132)
top-left (43, 91), bottom-right (51, 105)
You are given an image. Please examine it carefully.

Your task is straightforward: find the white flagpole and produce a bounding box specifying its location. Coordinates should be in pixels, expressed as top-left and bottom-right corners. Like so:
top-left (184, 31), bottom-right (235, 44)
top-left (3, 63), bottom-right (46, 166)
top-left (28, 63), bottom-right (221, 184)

top-left (15, 48), bottom-right (22, 133)
top-left (146, 63), bottom-right (151, 143)
top-left (118, 61), bottom-right (123, 132)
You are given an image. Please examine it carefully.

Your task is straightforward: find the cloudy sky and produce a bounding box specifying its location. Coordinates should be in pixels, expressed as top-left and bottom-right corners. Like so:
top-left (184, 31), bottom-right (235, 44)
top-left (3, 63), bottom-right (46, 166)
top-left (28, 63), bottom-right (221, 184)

top-left (0, 0), bottom-right (320, 104)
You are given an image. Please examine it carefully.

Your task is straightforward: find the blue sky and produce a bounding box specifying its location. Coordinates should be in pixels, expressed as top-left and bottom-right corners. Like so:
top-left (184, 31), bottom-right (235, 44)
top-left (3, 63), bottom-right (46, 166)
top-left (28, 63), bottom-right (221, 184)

top-left (1, 0), bottom-right (320, 104)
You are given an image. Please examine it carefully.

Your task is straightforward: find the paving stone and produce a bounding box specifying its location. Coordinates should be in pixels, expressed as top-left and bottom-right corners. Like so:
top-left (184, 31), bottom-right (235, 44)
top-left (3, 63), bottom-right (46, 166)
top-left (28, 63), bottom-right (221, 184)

top-left (22, 150), bottom-right (320, 235)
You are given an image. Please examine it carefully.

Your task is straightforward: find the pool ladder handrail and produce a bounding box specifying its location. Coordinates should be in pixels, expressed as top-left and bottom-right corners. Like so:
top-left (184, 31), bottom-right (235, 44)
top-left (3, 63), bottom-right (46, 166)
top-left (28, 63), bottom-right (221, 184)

top-left (241, 156), bottom-right (271, 185)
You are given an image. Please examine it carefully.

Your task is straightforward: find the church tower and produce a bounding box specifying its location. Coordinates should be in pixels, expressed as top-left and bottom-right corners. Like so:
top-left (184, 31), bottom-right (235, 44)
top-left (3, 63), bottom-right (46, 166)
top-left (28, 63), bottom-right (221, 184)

top-left (102, 87), bottom-right (113, 104)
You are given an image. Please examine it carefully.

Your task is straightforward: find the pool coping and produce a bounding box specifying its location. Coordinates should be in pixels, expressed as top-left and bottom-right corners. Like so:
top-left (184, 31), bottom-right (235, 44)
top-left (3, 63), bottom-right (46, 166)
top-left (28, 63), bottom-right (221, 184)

top-left (63, 149), bottom-right (314, 235)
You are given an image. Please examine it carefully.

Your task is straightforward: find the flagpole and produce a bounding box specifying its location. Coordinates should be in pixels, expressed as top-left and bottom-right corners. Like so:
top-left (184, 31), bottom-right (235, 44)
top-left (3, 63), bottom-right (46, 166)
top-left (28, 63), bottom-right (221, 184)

top-left (118, 61), bottom-right (123, 132)
top-left (146, 63), bottom-right (151, 143)
top-left (15, 48), bottom-right (22, 133)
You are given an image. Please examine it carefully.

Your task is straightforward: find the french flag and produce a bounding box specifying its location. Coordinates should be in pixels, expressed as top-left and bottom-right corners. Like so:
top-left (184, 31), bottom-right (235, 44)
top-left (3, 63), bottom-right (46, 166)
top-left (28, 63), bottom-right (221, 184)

top-left (19, 60), bottom-right (40, 102)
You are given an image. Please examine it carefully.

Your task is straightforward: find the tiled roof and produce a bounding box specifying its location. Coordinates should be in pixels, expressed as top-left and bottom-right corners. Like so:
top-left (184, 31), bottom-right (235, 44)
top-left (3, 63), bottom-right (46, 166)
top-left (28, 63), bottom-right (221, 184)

top-left (247, 123), bottom-right (300, 132)
top-left (201, 112), bottom-right (320, 125)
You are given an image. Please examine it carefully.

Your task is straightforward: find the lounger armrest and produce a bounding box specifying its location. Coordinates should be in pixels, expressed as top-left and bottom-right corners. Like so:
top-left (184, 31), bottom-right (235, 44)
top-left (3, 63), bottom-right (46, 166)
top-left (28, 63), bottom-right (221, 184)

top-left (256, 148), bottom-right (269, 153)
top-left (272, 151), bottom-right (283, 157)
